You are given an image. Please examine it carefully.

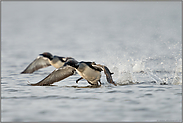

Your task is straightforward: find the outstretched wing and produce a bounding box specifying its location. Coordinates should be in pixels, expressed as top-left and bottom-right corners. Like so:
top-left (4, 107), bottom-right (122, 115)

top-left (21, 56), bottom-right (51, 74)
top-left (30, 65), bottom-right (76, 86)
top-left (95, 64), bottom-right (117, 86)
top-left (103, 66), bottom-right (117, 86)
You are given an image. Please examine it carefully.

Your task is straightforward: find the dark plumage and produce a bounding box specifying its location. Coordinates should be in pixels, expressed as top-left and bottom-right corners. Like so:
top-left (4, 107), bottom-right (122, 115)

top-left (29, 59), bottom-right (117, 86)
top-left (21, 52), bottom-right (74, 74)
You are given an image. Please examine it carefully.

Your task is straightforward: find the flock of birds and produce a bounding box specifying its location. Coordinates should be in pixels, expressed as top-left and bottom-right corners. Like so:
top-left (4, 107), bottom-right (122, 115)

top-left (21, 52), bottom-right (117, 87)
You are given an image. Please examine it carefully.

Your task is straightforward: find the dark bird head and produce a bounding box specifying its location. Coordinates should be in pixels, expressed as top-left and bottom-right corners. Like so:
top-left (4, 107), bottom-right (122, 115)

top-left (39, 52), bottom-right (53, 60)
top-left (64, 59), bottom-right (79, 68)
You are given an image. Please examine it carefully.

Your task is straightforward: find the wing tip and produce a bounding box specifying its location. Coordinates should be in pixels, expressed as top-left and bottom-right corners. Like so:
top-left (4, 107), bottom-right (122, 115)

top-left (20, 71), bottom-right (33, 74)
top-left (20, 71), bottom-right (26, 74)
top-left (28, 83), bottom-right (51, 86)
top-left (112, 82), bottom-right (117, 86)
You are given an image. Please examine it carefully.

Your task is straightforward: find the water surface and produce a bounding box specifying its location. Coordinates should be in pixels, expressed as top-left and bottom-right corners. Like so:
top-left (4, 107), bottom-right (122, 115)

top-left (1, 1), bottom-right (182, 122)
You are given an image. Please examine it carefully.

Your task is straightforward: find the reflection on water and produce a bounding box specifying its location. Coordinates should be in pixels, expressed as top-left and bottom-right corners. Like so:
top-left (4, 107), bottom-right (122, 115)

top-left (2, 1), bottom-right (182, 122)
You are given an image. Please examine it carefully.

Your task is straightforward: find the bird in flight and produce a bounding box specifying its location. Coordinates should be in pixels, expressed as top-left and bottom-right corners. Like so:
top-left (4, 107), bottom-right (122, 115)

top-left (21, 52), bottom-right (74, 74)
top-left (29, 59), bottom-right (117, 87)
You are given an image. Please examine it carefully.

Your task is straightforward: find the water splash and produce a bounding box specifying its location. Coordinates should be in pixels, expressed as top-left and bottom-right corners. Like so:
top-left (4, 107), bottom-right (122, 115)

top-left (173, 58), bottom-right (182, 85)
top-left (132, 59), bottom-right (145, 73)
top-left (99, 49), bottom-right (181, 85)
top-left (146, 68), bottom-right (166, 85)
top-left (116, 71), bottom-right (134, 85)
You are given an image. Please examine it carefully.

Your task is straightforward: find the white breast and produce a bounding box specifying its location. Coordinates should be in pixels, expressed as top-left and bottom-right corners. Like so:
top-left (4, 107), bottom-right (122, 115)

top-left (50, 60), bottom-right (64, 68)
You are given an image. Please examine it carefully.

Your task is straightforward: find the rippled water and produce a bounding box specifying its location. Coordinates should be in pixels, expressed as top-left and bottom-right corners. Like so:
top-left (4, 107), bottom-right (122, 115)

top-left (1, 1), bottom-right (182, 122)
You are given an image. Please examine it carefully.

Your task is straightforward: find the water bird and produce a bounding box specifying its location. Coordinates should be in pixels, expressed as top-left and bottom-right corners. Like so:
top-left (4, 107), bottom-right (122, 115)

top-left (30, 59), bottom-right (117, 86)
top-left (21, 52), bottom-right (75, 74)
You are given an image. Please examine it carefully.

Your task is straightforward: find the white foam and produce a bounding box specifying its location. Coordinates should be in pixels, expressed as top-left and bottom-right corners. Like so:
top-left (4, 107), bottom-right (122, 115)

top-left (173, 58), bottom-right (182, 85)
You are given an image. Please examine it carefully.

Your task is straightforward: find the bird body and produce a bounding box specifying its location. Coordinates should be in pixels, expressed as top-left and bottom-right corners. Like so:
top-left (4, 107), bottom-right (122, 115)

top-left (50, 56), bottom-right (65, 68)
top-left (29, 59), bottom-right (117, 86)
top-left (76, 62), bottom-right (102, 85)
top-left (21, 52), bottom-right (74, 74)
